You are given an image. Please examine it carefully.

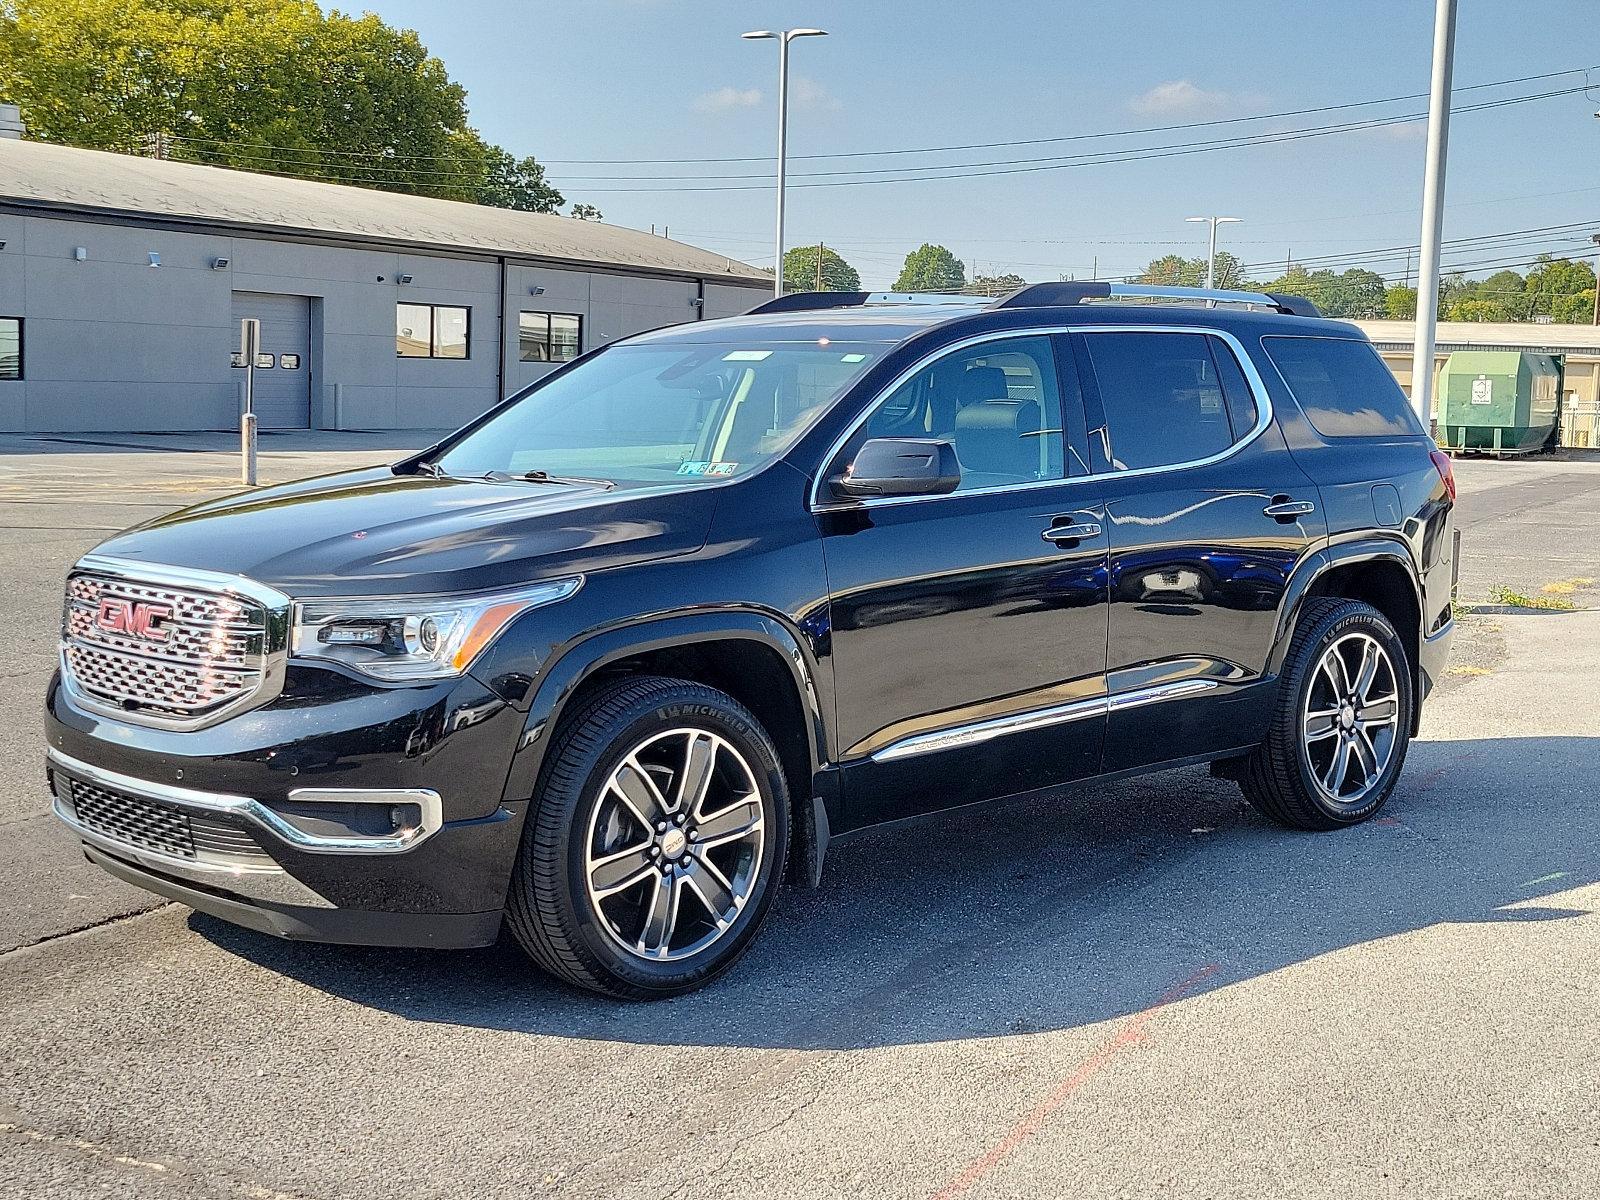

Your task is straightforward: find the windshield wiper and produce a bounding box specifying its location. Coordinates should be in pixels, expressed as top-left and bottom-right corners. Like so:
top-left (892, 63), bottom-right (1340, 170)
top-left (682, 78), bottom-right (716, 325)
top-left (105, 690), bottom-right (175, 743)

top-left (516, 470), bottom-right (615, 490)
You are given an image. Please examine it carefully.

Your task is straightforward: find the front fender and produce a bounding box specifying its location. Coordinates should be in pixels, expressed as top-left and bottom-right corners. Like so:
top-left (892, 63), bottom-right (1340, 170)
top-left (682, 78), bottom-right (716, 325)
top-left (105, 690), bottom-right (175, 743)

top-left (496, 609), bottom-right (828, 810)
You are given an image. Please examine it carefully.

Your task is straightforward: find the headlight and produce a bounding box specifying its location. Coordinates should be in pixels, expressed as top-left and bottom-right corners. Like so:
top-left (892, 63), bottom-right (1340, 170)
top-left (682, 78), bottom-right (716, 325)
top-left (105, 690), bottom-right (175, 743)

top-left (291, 577), bottom-right (582, 681)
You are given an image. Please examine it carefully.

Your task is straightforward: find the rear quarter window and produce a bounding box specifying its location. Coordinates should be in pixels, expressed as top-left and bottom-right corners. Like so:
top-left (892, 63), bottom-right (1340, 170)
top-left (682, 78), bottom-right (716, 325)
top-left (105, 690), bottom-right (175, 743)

top-left (1263, 336), bottom-right (1426, 438)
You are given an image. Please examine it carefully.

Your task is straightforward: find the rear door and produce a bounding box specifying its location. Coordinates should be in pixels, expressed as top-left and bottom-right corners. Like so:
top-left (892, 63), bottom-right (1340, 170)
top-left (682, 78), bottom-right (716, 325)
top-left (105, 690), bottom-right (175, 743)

top-left (816, 331), bottom-right (1109, 828)
top-left (1072, 326), bottom-right (1327, 772)
top-left (231, 292), bottom-right (312, 429)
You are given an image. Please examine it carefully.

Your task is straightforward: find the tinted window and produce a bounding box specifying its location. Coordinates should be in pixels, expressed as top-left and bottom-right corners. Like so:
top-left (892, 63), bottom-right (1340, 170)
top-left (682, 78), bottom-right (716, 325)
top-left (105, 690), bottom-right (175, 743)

top-left (0, 317), bottom-right (19, 381)
top-left (1083, 332), bottom-right (1233, 471)
top-left (862, 335), bottom-right (1067, 491)
top-left (1209, 338), bottom-right (1258, 439)
top-left (1264, 336), bottom-right (1425, 438)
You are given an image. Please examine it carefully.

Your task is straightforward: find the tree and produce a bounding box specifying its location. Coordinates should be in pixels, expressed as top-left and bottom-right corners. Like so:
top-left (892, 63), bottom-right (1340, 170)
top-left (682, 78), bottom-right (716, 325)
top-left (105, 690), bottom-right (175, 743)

top-left (1552, 290), bottom-right (1596, 324)
top-left (1384, 286), bottom-right (1417, 320)
top-left (783, 245), bottom-right (862, 292)
top-left (1134, 251), bottom-right (1249, 290)
top-left (1523, 255), bottom-right (1595, 320)
top-left (0, 0), bottom-right (570, 212)
top-left (969, 273), bottom-right (1027, 297)
top-left (894, 243), bottom-right (965, 292)
top-left (569, 203), bottom-right (603, 221)
top-left (1260, 266), bottom-right (1386, 319)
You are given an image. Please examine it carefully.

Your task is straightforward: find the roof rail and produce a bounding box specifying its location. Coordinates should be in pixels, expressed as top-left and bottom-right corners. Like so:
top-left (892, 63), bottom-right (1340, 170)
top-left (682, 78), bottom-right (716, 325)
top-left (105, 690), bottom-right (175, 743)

top-left (990, 281), bottom-right (1322, 318)
top-left (745, 290), bottom-right (988, 315)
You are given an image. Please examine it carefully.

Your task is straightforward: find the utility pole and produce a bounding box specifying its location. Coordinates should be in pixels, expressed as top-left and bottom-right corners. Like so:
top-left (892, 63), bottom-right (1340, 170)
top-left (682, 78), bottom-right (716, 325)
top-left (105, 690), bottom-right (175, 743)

top-left (1187, 216), bottom-right (1240, 290)
top-left (815, 241), bottom-right (824, 291)
top-left (1091, 255), bottom-right (1098, 281)
top-left (1591, 234), bottom-right (1600, 326)
top-left (1410, 0), bottom-right (1458, 429)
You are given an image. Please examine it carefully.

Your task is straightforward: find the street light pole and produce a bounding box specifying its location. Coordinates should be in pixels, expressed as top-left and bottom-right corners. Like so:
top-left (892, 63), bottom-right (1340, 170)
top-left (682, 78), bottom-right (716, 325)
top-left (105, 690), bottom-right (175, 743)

top-left (1186, 216), bottom-right (1240, 290)
top-left (1410, 0), bottom-right (1458, 429)
top-left (743, 28), bottom-right (827, 299)
top-left (1590, 234), bottom-right (1599, 326)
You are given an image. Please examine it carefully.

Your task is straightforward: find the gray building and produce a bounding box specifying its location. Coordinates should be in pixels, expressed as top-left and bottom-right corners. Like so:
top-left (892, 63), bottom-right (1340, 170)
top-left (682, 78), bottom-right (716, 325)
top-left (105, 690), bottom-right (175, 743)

top-left (0, 136), bottom-right (770, 432)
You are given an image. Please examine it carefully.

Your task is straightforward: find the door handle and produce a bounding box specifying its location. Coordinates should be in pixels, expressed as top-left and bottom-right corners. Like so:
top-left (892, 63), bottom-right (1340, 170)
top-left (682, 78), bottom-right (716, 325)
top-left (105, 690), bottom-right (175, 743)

top-left (1263, 498), bottom-right (1315, 520)
top-left (1042, 520), bottom-right (1102, 545)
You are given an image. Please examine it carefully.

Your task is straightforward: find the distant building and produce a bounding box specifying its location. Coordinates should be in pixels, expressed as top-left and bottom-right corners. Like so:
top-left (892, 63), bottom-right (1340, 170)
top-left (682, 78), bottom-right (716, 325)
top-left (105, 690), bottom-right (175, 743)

top-left (0, 137), bottom-right (769, 433)
top-left (1357, 319), bottom-right (1600, 447)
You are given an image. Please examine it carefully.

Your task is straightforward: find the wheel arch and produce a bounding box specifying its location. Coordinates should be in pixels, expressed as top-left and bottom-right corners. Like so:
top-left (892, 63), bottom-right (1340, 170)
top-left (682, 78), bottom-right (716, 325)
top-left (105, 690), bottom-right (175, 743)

top-left (1270, 538), bottom-right (1425, 734)
top-left (501, 610), bottom-right (832, 883)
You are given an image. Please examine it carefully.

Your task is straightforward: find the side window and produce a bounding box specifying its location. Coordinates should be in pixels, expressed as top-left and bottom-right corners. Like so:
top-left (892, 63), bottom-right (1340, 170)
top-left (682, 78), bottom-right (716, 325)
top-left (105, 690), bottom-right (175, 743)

top-left (1263, 336), bottom-right (1426, 438)
top-left (860, 335), bottom-right (1067, 491)
top-left (1081, 332), bottom-right (1234, 471)
top-left (1208, 337), bottom-right (1259, 439)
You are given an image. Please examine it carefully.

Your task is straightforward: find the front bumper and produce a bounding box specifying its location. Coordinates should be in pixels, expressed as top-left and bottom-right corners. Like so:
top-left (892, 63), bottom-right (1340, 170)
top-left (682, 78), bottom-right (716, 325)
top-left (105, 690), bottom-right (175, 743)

top-left (47, 664), bottom-right (529, 948)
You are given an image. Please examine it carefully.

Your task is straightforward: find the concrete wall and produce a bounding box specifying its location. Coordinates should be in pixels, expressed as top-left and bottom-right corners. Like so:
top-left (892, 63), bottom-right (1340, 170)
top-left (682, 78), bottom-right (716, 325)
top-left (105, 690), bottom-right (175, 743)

top-left (0, 209), bottom-right (767, 433)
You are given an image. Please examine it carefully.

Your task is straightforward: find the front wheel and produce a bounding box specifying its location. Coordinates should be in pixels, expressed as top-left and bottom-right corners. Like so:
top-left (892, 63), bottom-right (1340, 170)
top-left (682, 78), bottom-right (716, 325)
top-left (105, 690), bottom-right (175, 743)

top-left (505, 675), bottom-right (789, 998)
top-left (1240, 598), bottom-right (1414, 831)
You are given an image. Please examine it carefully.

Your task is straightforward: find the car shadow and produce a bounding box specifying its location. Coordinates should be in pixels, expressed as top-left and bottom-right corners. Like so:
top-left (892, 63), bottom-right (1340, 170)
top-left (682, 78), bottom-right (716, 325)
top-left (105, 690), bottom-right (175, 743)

top-left (192, 734), bottom-right (1599, 1050)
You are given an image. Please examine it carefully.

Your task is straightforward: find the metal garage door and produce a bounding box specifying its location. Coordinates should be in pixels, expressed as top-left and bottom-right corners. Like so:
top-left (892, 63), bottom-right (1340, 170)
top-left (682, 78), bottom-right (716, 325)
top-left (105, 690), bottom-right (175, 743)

top-left (230, 292), bottom-right (311, 429)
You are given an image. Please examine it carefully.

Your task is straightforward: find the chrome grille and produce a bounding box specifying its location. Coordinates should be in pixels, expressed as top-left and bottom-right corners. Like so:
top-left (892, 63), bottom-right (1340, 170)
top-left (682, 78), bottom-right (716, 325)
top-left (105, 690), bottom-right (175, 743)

top-left (62, 777), bottom-right (271, 865)
top-left (61, 569), bottom-right (273, 724)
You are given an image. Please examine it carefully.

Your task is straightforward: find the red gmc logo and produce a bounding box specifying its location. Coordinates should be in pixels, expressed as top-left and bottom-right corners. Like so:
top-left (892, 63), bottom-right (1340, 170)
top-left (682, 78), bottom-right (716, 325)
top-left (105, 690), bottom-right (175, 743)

top-left (96, 598), bottom-right (172, 642)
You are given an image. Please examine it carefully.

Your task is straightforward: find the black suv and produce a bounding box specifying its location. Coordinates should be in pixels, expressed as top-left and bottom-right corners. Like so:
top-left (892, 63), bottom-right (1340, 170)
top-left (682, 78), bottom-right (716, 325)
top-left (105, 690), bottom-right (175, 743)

top-left (47, 282), bottom-right (1457, 998)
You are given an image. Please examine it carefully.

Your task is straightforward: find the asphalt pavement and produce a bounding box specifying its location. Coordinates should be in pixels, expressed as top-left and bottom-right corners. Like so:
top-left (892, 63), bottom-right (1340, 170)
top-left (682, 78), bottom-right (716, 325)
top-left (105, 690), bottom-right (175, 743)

top-left (0, 438), bottom-right (1596, 1199)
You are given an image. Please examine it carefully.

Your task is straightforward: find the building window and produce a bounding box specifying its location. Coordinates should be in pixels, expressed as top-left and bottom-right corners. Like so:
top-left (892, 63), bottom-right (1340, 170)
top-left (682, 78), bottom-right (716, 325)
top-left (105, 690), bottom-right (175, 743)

top-left (0, 317), bottom-right (20, 381)
top-left (519, 312), bottom-right (582, 363)
top-left (397, 303), bottom-right (470, 359)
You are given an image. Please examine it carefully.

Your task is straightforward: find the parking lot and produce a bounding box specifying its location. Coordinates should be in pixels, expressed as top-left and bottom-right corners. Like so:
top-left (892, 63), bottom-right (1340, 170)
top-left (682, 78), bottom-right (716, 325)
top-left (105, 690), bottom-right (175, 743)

top-left (1, 435), bottom-right (1598, 1199)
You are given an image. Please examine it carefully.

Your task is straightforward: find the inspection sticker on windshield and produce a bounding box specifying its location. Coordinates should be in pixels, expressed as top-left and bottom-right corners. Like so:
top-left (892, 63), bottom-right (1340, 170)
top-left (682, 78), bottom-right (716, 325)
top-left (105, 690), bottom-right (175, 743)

top-left (678, 460), bottom-right (739, 476)
top-left (722, 350), bottom-right (772, 361)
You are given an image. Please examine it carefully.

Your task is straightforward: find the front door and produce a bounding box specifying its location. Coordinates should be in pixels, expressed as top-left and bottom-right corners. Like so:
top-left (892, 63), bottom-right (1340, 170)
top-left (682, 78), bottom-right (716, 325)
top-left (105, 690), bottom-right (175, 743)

top-left (1070, 327), bottom-right (1327, 773)
top-left (816, 332), bottom-right (1109, 829)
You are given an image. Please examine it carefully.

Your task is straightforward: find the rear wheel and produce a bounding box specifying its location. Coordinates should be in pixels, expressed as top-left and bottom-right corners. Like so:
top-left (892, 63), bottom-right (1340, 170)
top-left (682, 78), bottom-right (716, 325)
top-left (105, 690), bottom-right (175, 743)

top-left (505, 675), bottom-right (789, 998)
top-left (1240, 598), bottom-right (1413, 830)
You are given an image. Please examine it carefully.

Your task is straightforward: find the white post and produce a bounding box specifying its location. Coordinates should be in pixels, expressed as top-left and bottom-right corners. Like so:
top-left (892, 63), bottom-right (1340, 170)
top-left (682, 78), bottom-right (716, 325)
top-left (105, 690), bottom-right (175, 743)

top-left (1410, 0), bottom-right (1458, 430)
top-left (239, 318), bottom-right (260, 486)
top-left (1205, 220), bottom-right (1219, 291)
top-left (774, 33), bottom-right (790, 299)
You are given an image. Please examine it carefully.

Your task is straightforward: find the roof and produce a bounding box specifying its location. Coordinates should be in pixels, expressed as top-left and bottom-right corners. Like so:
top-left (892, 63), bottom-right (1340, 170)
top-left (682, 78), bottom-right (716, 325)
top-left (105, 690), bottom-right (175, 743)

top-left (0, 138), bottom-right (769, 284)
top-left (633, 294), bottom-right (1359, 348)
top-left (1356, 319), bottom-right (1600, 356)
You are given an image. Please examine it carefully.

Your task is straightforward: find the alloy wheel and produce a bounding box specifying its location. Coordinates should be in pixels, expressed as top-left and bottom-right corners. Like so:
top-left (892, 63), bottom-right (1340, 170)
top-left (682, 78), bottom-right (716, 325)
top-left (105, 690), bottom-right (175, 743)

top-left (1302, 632), bottom-right (1401, 805)
top-left (584, 728), bottom-right (765, 962)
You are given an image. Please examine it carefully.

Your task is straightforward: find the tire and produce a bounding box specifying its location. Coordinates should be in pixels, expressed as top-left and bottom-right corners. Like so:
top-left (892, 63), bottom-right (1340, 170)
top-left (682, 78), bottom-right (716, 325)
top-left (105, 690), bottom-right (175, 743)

top-left (1239, 597), bottom-right (1414, 831)
top-left (505, 674), bottom-right (790, 999)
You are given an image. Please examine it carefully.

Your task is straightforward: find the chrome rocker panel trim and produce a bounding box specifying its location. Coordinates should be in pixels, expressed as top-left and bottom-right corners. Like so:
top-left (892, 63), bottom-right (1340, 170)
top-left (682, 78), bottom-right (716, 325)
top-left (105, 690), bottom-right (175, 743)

top-left (47, 748), bottom-right (443, 854)
top-left (870, 679), bottom-right (1218, 763)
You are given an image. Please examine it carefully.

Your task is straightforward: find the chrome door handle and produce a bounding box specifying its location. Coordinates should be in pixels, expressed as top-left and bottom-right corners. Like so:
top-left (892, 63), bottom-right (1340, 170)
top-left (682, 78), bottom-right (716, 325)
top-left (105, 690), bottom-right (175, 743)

top-left (1042, 521), bottom-right (1101, 545)
top-left (1263, 499), bottom-right (1315, 519)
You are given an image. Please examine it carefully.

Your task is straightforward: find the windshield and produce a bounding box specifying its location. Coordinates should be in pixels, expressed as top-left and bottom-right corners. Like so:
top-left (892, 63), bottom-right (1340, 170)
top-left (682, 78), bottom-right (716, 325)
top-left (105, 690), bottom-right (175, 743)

top-left (432, 339), bottom-right (885, 484)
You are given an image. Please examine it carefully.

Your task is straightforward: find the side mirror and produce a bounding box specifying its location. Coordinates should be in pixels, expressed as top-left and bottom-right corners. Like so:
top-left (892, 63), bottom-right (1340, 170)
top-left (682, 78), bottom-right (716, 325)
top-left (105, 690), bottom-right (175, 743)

top-left (829, 438), bottom-right (960, 500)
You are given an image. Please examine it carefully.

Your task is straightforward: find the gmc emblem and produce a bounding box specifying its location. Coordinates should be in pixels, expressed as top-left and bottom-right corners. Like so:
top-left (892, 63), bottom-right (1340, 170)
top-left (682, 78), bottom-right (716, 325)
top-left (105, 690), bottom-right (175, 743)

top-left (96, 598), bottom-right (172, 642)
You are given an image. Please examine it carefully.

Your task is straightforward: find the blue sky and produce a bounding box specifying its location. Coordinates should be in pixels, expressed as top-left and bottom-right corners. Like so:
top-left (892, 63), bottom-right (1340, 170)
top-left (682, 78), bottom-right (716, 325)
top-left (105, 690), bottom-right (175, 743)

top-left (364, 0), bottom-right (1600, 289)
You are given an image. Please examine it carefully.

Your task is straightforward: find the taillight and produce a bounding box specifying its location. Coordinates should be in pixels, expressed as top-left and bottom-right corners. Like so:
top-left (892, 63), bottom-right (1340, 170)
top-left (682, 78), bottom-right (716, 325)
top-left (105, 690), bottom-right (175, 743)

top-left (1430, 449), bottom-right (1457, 502)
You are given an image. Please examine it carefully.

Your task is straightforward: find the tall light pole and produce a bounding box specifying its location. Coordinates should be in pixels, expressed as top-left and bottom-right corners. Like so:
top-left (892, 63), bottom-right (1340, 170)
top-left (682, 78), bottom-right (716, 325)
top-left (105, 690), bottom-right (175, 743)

top-left (743, 27), bottom-right (828, 299)
top-left (1410, 0), bottom-right (1458, 429)
top-left (1186, 216), bottom-right (1241, 290)
top-left (1590, 233), bottom-right (1599, 326)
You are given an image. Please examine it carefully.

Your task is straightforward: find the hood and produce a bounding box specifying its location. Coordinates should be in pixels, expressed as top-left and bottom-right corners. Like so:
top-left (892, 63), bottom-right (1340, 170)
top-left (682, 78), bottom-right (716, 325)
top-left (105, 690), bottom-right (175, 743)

top-left (92, 467), bottom-right (718, 597)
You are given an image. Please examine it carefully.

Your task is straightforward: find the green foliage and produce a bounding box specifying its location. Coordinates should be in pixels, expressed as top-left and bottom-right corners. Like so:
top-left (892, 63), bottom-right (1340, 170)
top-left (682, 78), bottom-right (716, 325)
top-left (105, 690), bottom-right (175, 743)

top-left (569, 203), bottom-right (603, 221)
top-left (783, 244), bottom-right (862, 292)
top-left (1384, 285), bottom-right (1417, 319)
top-left (1134, 251), bottom-right (1247, 290)
top-left (1432, 257), bottom-right (1596, 323)
top-left (894, 243), bottom-right (965, 292)
top-left (969, 273), bottom-right (1027, 296)
top-left (1255, 265), bottom-right (1387, 319)
top-left (0, 0), bottom-right (568, 211)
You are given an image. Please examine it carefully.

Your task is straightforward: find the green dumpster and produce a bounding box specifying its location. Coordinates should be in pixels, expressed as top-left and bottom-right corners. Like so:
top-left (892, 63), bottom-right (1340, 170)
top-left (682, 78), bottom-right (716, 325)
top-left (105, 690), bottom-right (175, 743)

top-left (1438, 350), bottom-right (1562, 454)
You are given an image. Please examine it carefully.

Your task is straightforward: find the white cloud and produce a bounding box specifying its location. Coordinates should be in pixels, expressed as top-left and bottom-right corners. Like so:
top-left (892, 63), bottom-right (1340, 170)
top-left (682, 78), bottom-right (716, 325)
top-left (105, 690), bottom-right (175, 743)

top-left (694, 86), bottom-right (763, 113)
top-left (791, 75), bottom-right (841, 112)
top-left (1129, 79), bottom-right (1264, 117)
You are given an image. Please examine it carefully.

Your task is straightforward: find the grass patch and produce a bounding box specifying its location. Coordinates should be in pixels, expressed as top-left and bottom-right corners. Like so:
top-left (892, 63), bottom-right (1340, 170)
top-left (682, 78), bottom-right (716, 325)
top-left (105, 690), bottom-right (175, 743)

top-left (1487, 584), bottom-right (1577, 611)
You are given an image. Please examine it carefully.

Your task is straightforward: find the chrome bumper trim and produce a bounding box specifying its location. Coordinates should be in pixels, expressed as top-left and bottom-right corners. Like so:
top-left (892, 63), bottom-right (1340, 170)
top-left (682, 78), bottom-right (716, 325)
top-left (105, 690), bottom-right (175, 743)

top-left (46, 748), bottom-right (443, 854)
